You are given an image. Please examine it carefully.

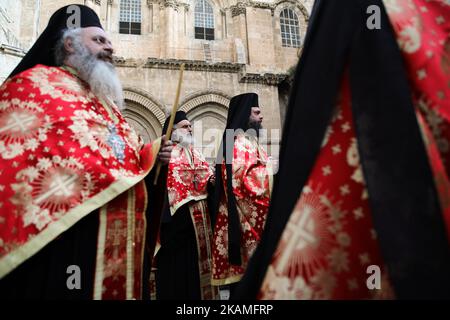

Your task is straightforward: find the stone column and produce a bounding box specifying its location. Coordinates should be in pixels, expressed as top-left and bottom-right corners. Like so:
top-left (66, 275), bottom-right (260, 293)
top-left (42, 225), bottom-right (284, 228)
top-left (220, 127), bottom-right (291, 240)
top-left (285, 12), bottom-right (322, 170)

top-left (147, 0), bottom-right (153, 33)
top-left (230, 2), bottom-right (249, 64)
top-left (160, 0), bottom-right (180, 59)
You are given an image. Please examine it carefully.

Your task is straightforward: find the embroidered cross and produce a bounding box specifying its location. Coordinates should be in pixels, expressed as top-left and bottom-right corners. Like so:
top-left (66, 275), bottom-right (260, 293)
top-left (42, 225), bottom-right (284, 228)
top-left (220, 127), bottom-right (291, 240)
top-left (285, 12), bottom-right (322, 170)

top-left (0, 112), bottom-right (36, 134)
top-left (276, 204), bottom-right (317, 273)
top-left (110, 220), bottom-right (127, 259)
top-left (35, 173), bottom-right (78, 204)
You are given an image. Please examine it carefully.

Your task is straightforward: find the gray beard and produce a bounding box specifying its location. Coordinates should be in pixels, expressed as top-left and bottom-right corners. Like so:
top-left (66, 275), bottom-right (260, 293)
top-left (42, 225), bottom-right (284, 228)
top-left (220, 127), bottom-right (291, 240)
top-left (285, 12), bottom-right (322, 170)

top-left (66, 41), bottom-right (124, 109)
top-left (172, 129), bottom-right (195, 147)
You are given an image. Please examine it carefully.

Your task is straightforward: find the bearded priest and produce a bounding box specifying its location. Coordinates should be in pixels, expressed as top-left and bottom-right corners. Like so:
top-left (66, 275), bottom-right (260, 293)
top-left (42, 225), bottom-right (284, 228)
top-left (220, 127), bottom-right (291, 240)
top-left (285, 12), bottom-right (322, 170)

top-left (150, 111), bottom-right (217, 300)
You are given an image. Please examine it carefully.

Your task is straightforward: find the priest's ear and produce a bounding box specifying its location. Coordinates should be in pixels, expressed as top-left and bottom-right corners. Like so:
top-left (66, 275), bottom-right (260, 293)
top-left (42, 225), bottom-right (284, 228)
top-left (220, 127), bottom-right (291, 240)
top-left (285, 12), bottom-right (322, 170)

top-left (64, 36), bottom-right (76, 54)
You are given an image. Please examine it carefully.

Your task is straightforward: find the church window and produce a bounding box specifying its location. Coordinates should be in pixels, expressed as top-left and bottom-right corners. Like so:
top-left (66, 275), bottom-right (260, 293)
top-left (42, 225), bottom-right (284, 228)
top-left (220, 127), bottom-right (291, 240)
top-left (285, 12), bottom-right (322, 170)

top-left (195, 0), bottom-right (215, 40)
top-left (119, 0), bottom-right (141, 35)
top-left (280, 8), bottom-right (301, 48)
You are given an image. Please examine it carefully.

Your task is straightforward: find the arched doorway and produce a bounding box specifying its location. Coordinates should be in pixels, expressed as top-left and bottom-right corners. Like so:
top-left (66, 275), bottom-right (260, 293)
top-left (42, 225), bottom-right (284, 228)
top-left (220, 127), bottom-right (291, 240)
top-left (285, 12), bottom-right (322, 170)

top-left (122, 88), bottom-right (166, 143)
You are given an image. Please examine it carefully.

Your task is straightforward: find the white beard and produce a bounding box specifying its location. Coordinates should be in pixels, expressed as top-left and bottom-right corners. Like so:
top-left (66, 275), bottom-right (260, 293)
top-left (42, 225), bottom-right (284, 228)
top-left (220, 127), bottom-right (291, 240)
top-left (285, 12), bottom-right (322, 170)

top-left (66, 40), bottom-right (124, 109)
top-left (172, 129), bottom-right (194, 147)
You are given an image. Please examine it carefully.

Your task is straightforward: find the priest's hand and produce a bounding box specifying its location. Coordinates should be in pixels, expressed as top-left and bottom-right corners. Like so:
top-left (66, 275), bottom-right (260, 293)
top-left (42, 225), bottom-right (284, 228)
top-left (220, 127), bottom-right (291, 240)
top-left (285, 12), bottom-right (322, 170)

top-left (158, 135), bottom-right (173, 165)
top-left (209, 173), bottom-right (216, 186)
top-left (267, 156), bottom-right (279, 175)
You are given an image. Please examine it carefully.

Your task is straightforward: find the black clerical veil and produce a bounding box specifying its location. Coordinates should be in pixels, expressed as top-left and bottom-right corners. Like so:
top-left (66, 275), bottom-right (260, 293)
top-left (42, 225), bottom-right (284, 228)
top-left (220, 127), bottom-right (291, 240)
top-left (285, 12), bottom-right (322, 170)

top-left (8, 4), bottom-right (103, 79)
top-left (162, 111), bottom-right (188, 136)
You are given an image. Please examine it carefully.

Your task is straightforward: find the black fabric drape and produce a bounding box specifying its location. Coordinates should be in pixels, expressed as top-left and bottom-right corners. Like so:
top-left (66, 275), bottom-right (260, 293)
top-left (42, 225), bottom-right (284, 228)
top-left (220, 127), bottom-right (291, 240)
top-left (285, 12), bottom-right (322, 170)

top-left (155, 204), bottom-right (201, 300)
top-left (142, 166), bottom-right (168, 299)
top-left (0, 211), bottom-right (99, 299)
top-left (235, 0), bottom-right (450, 299)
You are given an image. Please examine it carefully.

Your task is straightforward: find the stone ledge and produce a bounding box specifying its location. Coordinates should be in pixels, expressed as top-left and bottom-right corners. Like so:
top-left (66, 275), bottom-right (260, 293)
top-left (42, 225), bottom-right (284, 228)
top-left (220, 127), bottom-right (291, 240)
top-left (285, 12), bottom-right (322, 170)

top-left (229, 0), bottom-right (310, 19)
top-left (239, 72), bottom-right (287, 86)
top-left (146, 58), bottom-right (244, 73)
top-left (114, 57), bottom-right (288, 86)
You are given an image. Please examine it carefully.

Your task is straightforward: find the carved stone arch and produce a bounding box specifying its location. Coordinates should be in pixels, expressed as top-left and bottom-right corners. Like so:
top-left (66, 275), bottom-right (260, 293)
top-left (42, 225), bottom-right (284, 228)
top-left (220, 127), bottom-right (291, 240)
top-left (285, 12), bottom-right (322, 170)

top-left (179, 90), bottom-right (230, 113)
top-left (189, 0), bottom-right (224, 11)
top-left (122, 88), bottom-right (167, 142)
top-left (123, 88), bottom-right (166, 124)
top-left (188, 108), bottom-right (227, 122)
top-left (274, 0), bottom-right (310, 21)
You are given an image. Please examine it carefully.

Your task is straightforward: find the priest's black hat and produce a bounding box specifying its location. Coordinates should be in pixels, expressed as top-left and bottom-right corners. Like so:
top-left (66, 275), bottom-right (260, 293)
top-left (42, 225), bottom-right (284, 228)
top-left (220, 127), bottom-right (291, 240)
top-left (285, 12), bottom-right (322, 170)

top-left (225, 93), bottom-right (259, 132)
top-left (8, 4), bottom-right (103, 79)
top-left (162, 111), bottom-right (189, 135)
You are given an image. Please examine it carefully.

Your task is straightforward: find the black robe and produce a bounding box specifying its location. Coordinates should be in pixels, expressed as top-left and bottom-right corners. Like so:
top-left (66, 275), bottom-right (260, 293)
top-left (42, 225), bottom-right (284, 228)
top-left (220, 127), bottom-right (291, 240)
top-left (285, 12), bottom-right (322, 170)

top-left (153, 179), bottom-right (216, 300)
top-left (154, 200), bottom-right (201, 300)
top-left (234, 0), bottom-right (450, 299)
top-left (0, 211), bottom-right (98, 299)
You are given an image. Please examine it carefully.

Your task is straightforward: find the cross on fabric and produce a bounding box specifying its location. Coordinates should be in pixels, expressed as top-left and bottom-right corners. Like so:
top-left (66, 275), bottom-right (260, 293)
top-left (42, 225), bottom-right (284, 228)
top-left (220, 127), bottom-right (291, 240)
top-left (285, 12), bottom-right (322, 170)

top-left (110, 219), bottom-right (127, 259)
top-left (35, 173), bottom-right (78, 204)
top-left (275, 204), bottom-right (317, 274)
top-left (0, 112), bottom-right (36, 134)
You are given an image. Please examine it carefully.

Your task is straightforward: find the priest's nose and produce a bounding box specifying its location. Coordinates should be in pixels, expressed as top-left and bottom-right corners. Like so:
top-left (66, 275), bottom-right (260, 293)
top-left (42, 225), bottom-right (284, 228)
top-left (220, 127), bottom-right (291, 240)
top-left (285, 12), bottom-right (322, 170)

top-left (104, 44), bottom-right (113, 55)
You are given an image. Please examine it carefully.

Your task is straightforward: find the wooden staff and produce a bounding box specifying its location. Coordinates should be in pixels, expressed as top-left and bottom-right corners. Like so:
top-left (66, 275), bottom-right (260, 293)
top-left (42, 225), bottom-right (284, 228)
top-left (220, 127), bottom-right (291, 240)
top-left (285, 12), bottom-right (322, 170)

top-left (153, 63), bottom-right (185, 185)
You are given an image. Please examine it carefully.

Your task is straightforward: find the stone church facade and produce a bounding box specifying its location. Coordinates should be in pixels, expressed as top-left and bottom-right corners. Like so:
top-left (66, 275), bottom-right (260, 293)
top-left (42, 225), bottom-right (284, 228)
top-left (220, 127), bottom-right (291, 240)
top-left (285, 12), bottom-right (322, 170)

top-left (0, 0), bottom-right (314, 160)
